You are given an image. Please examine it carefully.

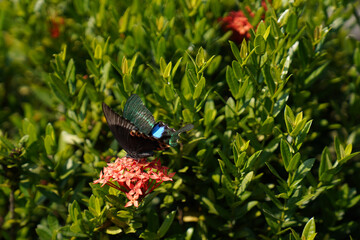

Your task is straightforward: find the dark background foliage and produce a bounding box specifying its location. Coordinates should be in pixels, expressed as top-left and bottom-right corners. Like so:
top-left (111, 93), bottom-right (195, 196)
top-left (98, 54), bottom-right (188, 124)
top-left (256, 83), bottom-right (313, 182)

top-left (0, 0), bottom-right (360, 239)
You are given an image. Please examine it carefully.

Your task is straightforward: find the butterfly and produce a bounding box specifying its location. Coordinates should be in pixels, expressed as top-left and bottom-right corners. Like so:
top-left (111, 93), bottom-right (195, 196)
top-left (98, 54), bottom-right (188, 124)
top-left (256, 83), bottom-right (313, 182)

top-left (102, 94), bottom-right (194, 159)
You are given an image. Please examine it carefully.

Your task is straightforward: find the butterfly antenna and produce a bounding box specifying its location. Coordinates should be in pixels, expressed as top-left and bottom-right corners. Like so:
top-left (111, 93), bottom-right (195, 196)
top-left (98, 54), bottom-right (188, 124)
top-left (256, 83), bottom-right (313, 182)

top-left (173, 124), bottom-right (194, 135)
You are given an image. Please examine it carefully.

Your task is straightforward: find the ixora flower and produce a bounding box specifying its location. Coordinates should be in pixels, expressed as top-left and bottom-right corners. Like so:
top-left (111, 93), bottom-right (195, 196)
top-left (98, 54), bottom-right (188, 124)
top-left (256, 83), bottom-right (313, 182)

top-left (220, 1), bottom-right (271, 44)
top-left (219, 11), bottom-right (253, 44)
top-left (94, 157), bottom-right (175, 208)
top-left (49, 17), bottom-right (65, 38)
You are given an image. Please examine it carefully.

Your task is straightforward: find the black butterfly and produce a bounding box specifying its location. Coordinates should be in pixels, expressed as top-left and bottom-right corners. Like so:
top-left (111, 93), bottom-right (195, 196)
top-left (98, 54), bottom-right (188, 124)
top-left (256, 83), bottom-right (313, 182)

top-left (102, 94), bottom-right (193, 159)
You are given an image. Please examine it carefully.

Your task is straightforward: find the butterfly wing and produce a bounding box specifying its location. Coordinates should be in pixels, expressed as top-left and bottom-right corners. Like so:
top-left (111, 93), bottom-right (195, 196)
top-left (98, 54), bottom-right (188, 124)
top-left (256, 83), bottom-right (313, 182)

top-left (123, 94), bottom-right (156, 135)
top-left (102, 103), bottom-right (169, 159)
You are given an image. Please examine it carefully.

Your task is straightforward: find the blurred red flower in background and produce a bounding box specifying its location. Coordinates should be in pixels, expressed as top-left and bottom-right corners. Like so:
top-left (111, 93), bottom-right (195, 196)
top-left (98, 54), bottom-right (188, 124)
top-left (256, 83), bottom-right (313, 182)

top-left (49, 17), bottom-right (64, 38)
top-left (94, 157), bottom-right (175, 207)
top-left (219, 1), bottom-right (271, 44)
top-left (219, 11), bottom-right (252, 44)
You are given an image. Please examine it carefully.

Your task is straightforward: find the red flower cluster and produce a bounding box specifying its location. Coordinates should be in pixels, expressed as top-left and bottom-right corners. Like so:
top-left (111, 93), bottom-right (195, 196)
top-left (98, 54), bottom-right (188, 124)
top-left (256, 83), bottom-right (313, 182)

top-left (94, 157), bottom-right (175, 207)
top-left (219, 11), bottom-right (252, 44)
top-left (219, 1), bottom-right (270, 44)
top-left (49, 17), bottom-right (64, 38)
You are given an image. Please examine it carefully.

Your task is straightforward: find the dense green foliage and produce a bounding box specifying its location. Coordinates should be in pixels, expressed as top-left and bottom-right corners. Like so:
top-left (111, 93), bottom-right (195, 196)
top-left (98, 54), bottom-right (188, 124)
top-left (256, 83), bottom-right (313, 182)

top-left (1, 0), bottom-right (360, 239)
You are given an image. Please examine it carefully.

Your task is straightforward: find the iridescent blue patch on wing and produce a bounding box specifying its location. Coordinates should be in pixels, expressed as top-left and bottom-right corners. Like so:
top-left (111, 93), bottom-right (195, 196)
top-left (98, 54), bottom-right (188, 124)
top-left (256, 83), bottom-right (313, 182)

top-left (151, 124), bottom-right (165, 138)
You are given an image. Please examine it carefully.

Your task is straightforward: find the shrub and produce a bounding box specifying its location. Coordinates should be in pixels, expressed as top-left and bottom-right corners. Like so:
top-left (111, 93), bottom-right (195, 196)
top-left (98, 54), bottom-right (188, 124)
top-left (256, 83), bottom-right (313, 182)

top-left (0, 0), bottom-right (360, 239)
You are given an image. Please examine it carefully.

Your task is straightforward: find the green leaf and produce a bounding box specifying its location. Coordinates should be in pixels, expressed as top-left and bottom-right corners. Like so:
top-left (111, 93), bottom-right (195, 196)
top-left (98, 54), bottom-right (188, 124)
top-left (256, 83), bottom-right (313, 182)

top-left (164, 84), bottom-right (174, 101)
top-left (278, 9), bottom-right (290, 27)
top-left (238, 78), bottom-right (249, 99)
top-left (201, 196), bottom-right (230, 218)
top-left (119, 8), bottom-right (130, 33)
top-left (69, 200), bottom-right (81, 221)
top-left (284, 105), bottom-right (295, 134)
top-left (229, 40), bottom-right (241, 62)
top-left (256, 21), bottom-right (266, 36)
top-left (90, 122), bottom-right (102, 141)
top-left (0, 135), bottom-right (15, 150)
top-left (140, 231), bottom-right (158, 239)
top-left (260, 116), bottom-right (274, 135)
top-left (304, 62), bottom-right (330, 88)
top-left (182, 109), bottom-right (194, 123)
top-left (354, 47), bottom-right (360, 70)
top-left (106, 226), bottom-right (122, 235)
top-left (77, 82), bottom-right (88, 103)
top-left (263, 26), bottom-right (271, 40)
top-left (288, 152), bottom-right (301, 172)
top-left (294, 120), bottom-right (312, 149)
top-left (23, 119), bottom-right (37, 145)
top-left (66, 59), bottom-right (76, 95)
top-left (226, 66), bottom-right (239, 99)
top-left (254, 35), bottom-right (266, 55)
top-left (123, 74), bottom-right (134, 93)
top-left (157, 210), bottom-right (176, 238)
top-left (46, 123), bottom-right (55, 141)
top-left (344, 143), bottom-right (352, 156)
top-left (171, 57), bottom-right (182, 78)
top-left (163, 61), bottom-right (172, 78)
top-left (266, 162), bottom-right (285, 182)
top-left (122, 56), bottom-right (129, 75)
top-left (47, 214), bottom-right (59, 232)
top-left (334, 136), bottom-right (342, 160)
top-left (60, 227), bottom-right (88, 237)
top-left (237, 171), bottom-right (253, 196)
top-left (36, 225), bottom-right (52, 240)
top-left (94, 44), bottom-right (102, 59)
top-left (273, 92), bottom-right (289, 117)
top-left (280, 139), bottom-right (291, 171)
top-left (234, 201), bottom-right (258, 220)
top-left (338, 152), bottom-right (360, 165)
top-left (86, 59), bottom-right (100, 77)
top-left (301, 217), bottom-right (317, 240)
top-left (234, 151), bottom-right (246, 169)
top-left (225, 97), bottom-right (235, 127)
top-left (290, 158), bottom-right (315, 189)
top-left (232, 61), bottom-right (242, 80)
top-left (218, 150), bottom-right (237, 177)
top-left (319, 146), bottom-right (332, 181)
top-left (198, 55), bottom-right (215, 74)
top-left (156, 37), bottom-right (166, 63)
top-left (245, 150), bottom-right (262, 170)
top-left (240, 39), bottom-right (248, 59)
top-left (290, 118), bottom-right (307, 137)
top-left (262, 64), bottom-right (275, 96)
top-left (286, 12), bottom-right (297, 34)
top-left (186, 66), bottom-right (197, 93)
top-left (218, 159), bottom-right (232, 186)
top-left (234, 134), bottom-right (250, 152)
top-left (259, 183), bottom-right (283, 210)
top-left (193, 76), bottom-right (205, 99)
top-left (195, 47), bottom-right (205, 67)
top-left (89, 195), bottom-right (101, 216)
top-left (44, 135), bottom-right (55, 155)
top-left (207, 55), bottom-right (222, 74)
top-left (270, 17), bottom-right (282, 38)
top-left (84, 152), bottom-right (94, 163)
top-left (48, 74), bottom-right (72, 108)
top-left (159, 57), bottom-right (166, 76)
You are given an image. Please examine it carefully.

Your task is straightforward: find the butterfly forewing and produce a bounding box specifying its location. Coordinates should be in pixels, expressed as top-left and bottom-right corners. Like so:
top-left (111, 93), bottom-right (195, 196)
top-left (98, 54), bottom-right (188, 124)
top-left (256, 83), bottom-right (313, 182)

top-left (123, 94), bottom-right (156, 135)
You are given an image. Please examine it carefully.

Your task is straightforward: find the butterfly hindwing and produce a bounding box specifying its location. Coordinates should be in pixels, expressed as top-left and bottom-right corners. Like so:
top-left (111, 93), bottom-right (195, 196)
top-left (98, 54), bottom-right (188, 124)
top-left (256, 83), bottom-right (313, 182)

top-left (123, 94), bottom-right (156, 135)
top-left (102, 103), bottom-right (169, 159)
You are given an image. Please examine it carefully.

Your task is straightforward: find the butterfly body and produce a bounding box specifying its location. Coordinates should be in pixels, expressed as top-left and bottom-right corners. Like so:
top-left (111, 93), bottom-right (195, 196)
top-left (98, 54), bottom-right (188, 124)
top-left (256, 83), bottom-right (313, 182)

top-left (102, 94), bottom-right (193, 159)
